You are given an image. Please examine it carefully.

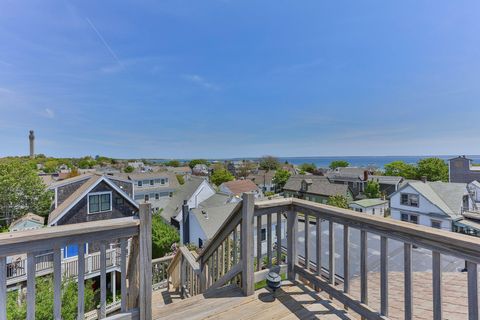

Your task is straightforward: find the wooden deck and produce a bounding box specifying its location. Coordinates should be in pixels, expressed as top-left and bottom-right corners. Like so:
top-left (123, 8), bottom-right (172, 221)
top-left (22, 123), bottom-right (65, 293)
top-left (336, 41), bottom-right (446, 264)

top-left (152, 281), bottom-right (355, 320)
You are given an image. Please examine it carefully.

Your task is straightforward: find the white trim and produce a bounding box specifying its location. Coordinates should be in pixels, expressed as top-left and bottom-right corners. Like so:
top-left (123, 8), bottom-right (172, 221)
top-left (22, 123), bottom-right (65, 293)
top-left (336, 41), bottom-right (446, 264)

top-left (49, 176), bottom-right (139, 226)
top-left (87, 191), bottom-right (113, 214)
top-left (54, 187), bottom-right (58, 209)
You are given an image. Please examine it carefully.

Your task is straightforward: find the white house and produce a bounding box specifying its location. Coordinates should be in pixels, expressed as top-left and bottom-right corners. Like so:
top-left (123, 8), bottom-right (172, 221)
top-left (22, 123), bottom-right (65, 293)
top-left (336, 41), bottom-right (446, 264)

top-left (161, 176), bottom-right (216, 237)
top-left (389, 180), bottom-right (474, 231)
top-left (349, 199), bottom-right (388, 217)
top-left (467, 181), bottom-right (480, 206)
top-left (185, 195), bottom-right (286, 258)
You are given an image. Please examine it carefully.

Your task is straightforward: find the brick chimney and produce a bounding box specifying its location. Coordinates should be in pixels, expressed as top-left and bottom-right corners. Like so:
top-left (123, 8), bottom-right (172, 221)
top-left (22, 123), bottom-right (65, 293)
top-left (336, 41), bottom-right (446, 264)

top-left (182, 200), bottom-right (190, 245)
top-left (363, 170), bottom-right (369, 181)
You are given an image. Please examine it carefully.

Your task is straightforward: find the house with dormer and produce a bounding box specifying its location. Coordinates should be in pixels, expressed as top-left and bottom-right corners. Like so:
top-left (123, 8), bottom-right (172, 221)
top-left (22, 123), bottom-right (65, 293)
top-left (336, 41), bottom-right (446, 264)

top-left (283, 175), bottom-right (354, 204)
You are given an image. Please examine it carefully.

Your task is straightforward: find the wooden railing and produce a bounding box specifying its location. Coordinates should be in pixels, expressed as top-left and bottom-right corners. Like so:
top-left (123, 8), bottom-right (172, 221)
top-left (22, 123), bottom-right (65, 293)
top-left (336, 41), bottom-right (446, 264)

top-left (152, 255), bottom-right (174, 291)
top-left (6, 247), bottom-right (121, 285)
top-left (173, 194), bottom-right (480, 320)
top-left (0, 203), bottom-right (152, 320)
top-left (167, 247), bottom-right (201, 298)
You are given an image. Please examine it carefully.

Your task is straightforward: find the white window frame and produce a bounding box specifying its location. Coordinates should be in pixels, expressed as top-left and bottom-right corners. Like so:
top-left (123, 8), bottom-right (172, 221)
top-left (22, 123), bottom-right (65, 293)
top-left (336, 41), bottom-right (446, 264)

top-left (431, 219), bottom-right (442, 229)
top-left (400, 193), bottom-right (419, 207)
top-left (87, 191), bottom-right (112, 214)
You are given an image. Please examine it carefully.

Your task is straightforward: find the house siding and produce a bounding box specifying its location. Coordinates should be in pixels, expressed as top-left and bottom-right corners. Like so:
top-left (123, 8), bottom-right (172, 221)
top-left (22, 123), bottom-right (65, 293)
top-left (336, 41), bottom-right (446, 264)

top-left (56, 181), bottom-right (137, 226)
top-left (449, 157), bottom-right (480, 183)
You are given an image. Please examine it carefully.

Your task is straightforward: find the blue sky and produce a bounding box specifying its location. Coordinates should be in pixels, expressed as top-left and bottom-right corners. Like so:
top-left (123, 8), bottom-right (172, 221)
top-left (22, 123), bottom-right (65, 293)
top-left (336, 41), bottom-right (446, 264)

top-left (1, 1), bottom-right (480, 159)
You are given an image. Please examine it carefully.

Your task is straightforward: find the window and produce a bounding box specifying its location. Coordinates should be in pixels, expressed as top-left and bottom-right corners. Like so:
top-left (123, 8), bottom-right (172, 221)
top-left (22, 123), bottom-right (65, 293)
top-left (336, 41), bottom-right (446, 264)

top-left (199, 238), bottom-right (204, 248)
top-left (161, 179), bottom-right (165, 184)
top-left (165, 178), bottom-right (169, 183)
top-left (401, 212), bottom-right (418, 224)
top-left (400, 193), bottom-right (419, 207)
top-left (88, 192), bottom-right (111, 214)
top-left (150, 180), bottom-right (154, 186)
top-left (260, 228), bottom-right (266, 241)
top-left (155, 193), bottom-right (159, 200)
top-left (144, 194), bottom-right (149, 201)
top-left (372, 208), bottom-right (376, 215)
top-left (138, 181), bottom-right (142, 187)
top-left (431, 220), bottom-right (441, 229)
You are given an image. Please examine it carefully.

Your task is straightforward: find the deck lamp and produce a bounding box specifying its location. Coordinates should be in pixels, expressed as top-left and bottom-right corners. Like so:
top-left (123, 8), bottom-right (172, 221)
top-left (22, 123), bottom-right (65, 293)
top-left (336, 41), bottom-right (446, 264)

top-left (266, 266), bottom-right (282, 296)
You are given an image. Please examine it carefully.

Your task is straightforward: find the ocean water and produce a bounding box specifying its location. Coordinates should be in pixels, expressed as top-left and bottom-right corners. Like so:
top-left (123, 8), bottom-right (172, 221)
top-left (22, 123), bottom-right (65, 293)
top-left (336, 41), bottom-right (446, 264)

top-left (154, 155), bottom-right (480, 169)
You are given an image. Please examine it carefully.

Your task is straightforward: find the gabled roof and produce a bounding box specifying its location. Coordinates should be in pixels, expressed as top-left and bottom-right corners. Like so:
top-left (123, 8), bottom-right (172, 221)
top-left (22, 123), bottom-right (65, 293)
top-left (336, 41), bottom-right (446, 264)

top-left (48, 174), bottom-right (94, 190)
top-left (247, 170), bottom-right (276, 185)
top-left (350, 199), bottom-right (388, 208)
top-left (284, 175), bottom-right (350, 197)
top-left (48, 175), bottom-right (139, 225)
top-left (162, 176), bottom-right (208, 221)
top-left (191, 203), bottom-right (238, 239)
top-left (9, 213), bottom-right (45, 231)
top-left (395, 181), bottom-right (468, 216)
top-left (220, 180), bottom-right (259, 195)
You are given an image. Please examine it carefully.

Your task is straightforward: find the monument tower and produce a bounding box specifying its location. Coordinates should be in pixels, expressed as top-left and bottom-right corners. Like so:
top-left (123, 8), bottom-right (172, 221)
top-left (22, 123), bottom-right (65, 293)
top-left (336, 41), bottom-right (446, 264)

top-left (29, 130), bottom-right (35, 158)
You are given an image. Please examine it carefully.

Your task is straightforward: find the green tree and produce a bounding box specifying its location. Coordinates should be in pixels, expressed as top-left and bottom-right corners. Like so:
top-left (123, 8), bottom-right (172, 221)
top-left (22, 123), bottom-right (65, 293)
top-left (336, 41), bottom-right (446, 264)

top-left (42, 159), bottom-right (59, 173)
top-left (384, 161), bottom-right (416, 179)
top-left (176, 174), bottom-right (185, 185)
top-left (77, 156), bottom-right (96, 169)
top-left (152, 214), bottom-right (180, 258)
top-left (329, 160), bottom-right (350, 170)
top-left (210, 169), bottom-right (234, 186)
top-left (188, 159), bottom-right (209, 169)
top-left (124, 165), bottom-right (134, 173)
top-left (416, 157), bottom-right (448, 182)
top-left (165, 160), bottom-right (181, 167)
top-left (272, 169), bottom-right (291, 191)
top-left (327, 195), bottom-right (349, 209)
top-left (7, 276), bottom-right (96, 320)
top-left (299, 163), bottom-right (317, 174)
top-left (364, 180), bottom-right (381, 198)
top-left (0, 160), bottom-right (52, 223)
top-left (259, 156), bottom-right (280, 170)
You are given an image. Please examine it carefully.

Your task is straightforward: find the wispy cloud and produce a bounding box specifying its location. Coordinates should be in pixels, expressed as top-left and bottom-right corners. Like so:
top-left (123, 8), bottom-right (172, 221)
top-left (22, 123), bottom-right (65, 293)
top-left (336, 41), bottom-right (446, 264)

top-left (41, 108), bottom-right (55, 119)
top-left (182, 74), bottom-right (219, 90)
top-left (86, 17), bottom-right (123, 68)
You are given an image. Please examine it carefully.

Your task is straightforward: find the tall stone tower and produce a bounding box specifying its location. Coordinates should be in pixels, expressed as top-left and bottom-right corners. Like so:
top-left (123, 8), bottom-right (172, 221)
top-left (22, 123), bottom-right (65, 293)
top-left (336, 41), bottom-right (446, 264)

top-left (29, 130), bottom-right (35, 158)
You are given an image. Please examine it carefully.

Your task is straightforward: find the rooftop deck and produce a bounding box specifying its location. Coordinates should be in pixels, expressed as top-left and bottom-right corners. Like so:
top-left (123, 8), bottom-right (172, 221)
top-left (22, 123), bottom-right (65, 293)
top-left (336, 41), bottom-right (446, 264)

top-left (152, 281), bottom-right (354, 320)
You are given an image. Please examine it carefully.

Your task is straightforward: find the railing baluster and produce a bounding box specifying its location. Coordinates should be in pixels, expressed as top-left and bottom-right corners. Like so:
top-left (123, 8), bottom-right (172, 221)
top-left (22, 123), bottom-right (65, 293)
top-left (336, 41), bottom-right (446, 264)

top-left (256, 215), bottom-right (262, 271)
top-left (53, 247), bottom-right (62, 320)
top-left (241, 192), bottom-right (255, 296)
top-left (233, 226), bottom-right (238, 265)
top-left (0, 256), bottom-right (6, 320)
top-left (343, 225), bottom-right (349, 294)
top-left (287, 210), bottom-right (298, 281)
top-left (276, 212), bottom-right (282, 265)
top-left (226, 234), bottom-right (231, 270)
top-left (305, 214), bottom-right (310, 271)
top-left (404, 243), bottom-right (413, 320)
top-left (432, 251), bottom-right (442, 320)
top-left (78, 243), bottom-right (85, 319)
top-left (316, 217), bottom-right (321, 277)
top-left (360, 230), bottom-right (367, 305)
top-left (120, 238), bottom-right (127, 313)
top-left (467, 261), bottom-right (478, 320)
top-left (329, 220), bottom-right (335, 285)
top-left (100, 242), bottom-right (107, 319)
top-left (380, 236), bottom-right (388, 317)
top-left (267, 213), bottom-right (272, 268)
top-left (27, 252), bottom-right (36, 320)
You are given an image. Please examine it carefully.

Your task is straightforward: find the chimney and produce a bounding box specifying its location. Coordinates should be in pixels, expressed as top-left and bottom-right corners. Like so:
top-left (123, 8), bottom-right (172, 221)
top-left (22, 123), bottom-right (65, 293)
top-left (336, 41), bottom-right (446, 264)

top-left (363, 170), bottom-right (369, 181)
top-left (421, 176), bottom-right (427, 183)
top-left (29, 130), bottom-right (35, 159)
top-left (182, 200), bottom-right (190, 245)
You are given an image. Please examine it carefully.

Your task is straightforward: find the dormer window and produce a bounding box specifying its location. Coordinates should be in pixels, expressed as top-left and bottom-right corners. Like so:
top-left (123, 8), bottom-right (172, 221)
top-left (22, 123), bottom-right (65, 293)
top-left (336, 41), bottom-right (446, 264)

top-left (88, 192), bottom-right (112, 214)
top-left (138, 181), bottom-right (142, 187)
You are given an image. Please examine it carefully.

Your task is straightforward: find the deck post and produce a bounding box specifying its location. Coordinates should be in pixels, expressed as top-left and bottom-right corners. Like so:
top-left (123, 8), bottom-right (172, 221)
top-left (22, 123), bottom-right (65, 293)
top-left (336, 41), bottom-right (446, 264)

top-left (241, 192), bottom-right (255, 296)
top-left (139, 203), bottom-right (152, 320)
top-left (287, 210), bottom-right (298, 281)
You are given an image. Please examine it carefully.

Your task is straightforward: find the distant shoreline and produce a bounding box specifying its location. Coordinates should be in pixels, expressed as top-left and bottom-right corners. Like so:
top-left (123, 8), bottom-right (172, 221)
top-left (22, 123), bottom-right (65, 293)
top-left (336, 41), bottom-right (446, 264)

top-left (151, 155), bottom-right (480, 169)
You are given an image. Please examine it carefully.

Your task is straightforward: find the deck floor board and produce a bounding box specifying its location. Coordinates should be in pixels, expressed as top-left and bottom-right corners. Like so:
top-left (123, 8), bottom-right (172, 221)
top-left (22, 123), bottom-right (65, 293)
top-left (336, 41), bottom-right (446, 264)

top-left (152, 281), bottom-right (355, 320)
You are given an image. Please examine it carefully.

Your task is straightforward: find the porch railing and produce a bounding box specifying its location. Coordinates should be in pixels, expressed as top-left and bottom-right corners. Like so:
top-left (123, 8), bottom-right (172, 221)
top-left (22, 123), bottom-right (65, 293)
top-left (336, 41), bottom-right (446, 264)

top-left (0, 203), bottom-right (152, 320)
top-left (171, 194), bottom-right (480, 320)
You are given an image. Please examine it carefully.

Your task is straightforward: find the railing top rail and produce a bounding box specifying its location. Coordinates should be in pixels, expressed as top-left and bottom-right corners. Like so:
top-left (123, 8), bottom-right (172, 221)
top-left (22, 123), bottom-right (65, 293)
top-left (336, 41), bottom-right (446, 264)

top-left (152, 255), bottom-right (175, 264)
top-left (291, 198), bottom-right (480, 262)
top-left (0, 217), bottom-right (139, 256)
